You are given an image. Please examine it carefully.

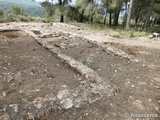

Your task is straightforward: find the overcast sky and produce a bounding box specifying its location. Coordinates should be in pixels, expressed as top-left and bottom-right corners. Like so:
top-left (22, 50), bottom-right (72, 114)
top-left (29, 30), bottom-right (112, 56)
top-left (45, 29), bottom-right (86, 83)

top-left (34, 0), bottom-right (76, 5)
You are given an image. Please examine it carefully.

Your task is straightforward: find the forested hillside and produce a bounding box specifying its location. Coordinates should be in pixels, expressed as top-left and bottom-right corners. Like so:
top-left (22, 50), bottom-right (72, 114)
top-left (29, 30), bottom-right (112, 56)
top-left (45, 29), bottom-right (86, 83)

top-left (0, 1), bottom-right (45, 17)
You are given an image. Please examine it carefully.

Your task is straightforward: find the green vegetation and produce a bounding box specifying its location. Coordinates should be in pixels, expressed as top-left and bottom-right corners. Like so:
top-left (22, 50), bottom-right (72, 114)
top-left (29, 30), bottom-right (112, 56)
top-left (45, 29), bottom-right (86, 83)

top-left (0, 5), bottom-right (40, 23)
top-left (39, 0), bottom-right (159, 36)
top-left (72, 22), bottom-right (149, 37)
top-left (0, 1), bottom-right (45, 17)
top-left (0, 9), bottom-right (4, 17)
top-left (0, 0), bottom-right (159, 37)
top-left (8, 5), bottom-right (24, 15)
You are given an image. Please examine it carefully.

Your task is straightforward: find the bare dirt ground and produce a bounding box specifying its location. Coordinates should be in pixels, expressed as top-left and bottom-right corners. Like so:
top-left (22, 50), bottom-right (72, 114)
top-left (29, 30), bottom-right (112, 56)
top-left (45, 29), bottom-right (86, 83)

top-left (0, 22), bottom-right (160, 120)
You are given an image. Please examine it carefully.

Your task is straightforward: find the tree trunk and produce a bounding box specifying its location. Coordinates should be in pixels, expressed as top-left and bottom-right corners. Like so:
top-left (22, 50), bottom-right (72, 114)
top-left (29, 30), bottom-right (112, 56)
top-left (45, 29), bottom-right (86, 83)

top-left (109, 12), bottom-right (112, 28)
top-left (60, 14), bottom-right (64, 22)
top-left (125, 1), bottom-right (128, 17)
top-left (59, 0), bottom-right (64, 23)
top-left (90, 14), bottom-right (93, 25)
top-left (143, 0), bottom-right (155, 31)
top-left (104, 16), bottom-right (106, 25)
top-left (103, 9), bottom-right (107, 27)
top-left (154, 18), bottom-right (158, 26)
top-left (80, 11), bottom-right (84, 23)
top-left (134, 17), bottom-right (138, 31)
top-left (126, 0), bottom-right (134, 30)
top-left (114, 11), bottom-right (120, 26)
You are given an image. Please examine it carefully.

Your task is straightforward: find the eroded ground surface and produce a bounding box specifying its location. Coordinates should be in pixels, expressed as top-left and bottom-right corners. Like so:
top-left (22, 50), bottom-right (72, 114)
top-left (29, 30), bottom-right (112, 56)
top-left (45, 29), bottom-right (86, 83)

top-left (0, 22), bottom-right (160, 120)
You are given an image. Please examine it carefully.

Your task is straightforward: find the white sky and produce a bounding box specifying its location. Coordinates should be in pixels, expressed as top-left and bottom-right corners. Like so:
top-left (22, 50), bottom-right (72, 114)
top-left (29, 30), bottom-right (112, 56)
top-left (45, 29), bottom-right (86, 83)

top-left (35, 0), bottom-right (51, 2)
top-left (35, 0), bottom-right (76, 4)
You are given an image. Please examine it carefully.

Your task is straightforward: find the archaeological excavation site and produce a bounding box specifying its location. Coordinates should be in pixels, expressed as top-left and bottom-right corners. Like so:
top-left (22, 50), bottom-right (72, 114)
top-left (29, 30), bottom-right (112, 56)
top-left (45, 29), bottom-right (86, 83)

top-left (0, 22), bottom-right (160, 120)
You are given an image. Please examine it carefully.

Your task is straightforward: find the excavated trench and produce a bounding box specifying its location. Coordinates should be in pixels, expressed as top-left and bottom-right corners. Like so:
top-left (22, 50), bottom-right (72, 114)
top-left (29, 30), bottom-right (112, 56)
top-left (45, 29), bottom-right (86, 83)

top-left (0, 29), bottom-right (115, 119)
top-left (0, 30), bottom-right (87, 119)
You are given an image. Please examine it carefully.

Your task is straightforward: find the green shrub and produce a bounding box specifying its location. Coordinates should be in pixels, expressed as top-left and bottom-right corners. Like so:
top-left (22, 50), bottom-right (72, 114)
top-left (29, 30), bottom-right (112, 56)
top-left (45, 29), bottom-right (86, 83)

top-left (129, 31), bottom-right (134, 37)
top-left (17, 15), bottom-right (29, 22)
top-left (0, 9), bottom-right (4, 17)
top-left (150, 26), bottom-right (160, 33)
top-left (93, 15), bottom-right (103, 24)
top-left (6, 14), bottom-right (18, 22)
top-left (9, 5), bottom-right (24, 15)
top-left (0, 18), bottom-right (5, 23)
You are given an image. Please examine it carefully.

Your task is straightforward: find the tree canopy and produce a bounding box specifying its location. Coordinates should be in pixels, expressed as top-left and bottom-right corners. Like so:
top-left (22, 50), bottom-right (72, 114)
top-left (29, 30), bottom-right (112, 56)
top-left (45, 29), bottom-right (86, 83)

top-left (11, 0), bottom-right (160, 32)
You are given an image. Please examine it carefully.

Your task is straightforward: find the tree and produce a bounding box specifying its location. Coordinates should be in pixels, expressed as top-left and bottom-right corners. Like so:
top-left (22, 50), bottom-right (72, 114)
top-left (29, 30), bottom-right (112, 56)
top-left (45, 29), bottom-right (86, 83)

top-left (9, 5), bottom-right (24, 15)
top-left (132, 0), bottom-right (145, 30)
top-left (86, 0), bottom-right (96, 24)
top-left (41, 1), bottom-right (55, 20)
top-left (108, 1), bottom-right (117, 27)
top-left (143, 0), bottom-right (155, 31)
top-left (102, 0), bottom-right (122, 27)
top-left (0, 9), bottom-right (4, 17)
top-left (113, 0), bottom-right (123, 26)
top-left (41, 0), bottom-right (72, 22)
top-left (55, 0), bottom-right (72, 22)
top-left (66, 6), bottom-right (80, 21)
top-left (126, 0), bottom-right (134, 30)
top-left (153, 0), bottom-right (160, 25)
top-left (76, 0), bottom-right (88, 22)
top-left (102, 0), bottom-right (113, 27)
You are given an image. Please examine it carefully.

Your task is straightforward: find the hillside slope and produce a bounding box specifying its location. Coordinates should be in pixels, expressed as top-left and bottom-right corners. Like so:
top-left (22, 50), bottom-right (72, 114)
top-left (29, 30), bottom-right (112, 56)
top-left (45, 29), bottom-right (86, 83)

top-left (0, 0), bottom-right (45, 17)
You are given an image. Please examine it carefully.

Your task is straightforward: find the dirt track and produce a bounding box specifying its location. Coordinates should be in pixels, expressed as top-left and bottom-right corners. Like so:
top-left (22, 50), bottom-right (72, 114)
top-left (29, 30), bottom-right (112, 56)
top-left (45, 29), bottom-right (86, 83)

top-left (0, 22), bottom-right (160, 120)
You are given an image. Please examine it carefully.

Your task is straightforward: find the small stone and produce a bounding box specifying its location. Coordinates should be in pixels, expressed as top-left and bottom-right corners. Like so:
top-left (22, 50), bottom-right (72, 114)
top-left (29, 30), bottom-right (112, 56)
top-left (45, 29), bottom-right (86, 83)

top-left (78, 78), bottom-right (82, 81)
top-left (31, 30), bottom-right (41, 34)
top-left (142, 64), bottom-right (146, 67)
top-left (2, 91), bottom-right (7, 97)
top-left (5, 74), bottom-right (13, 83)
top-left (131, 85), bottom-right (134, 88)
top-left (33, 97), bottom-right (43, 109)
top-left (40, 33), bottom-right (53, 38)
top-left (132, 59), bottom-right (139, 62)
top-left (139, 82), bottom-right (146, 85)
top-left (44, 69), bottom-right (48, 73)
top-left (62, 85), bottom-right (67, 88)
top-left (133, 100), bottom-right (144, 110)
top-left (14, 71), bottom-right (22, 80)
top-left (30, 72), bottom-right (34, 76)
top-left (148, 98), bottom-right (152, 102)
top-left (27, 113), bottom-right (35, 120)
top-left (3, 105), bottom-right (7, 112)
top-left (60, 98), bottom-right (73, 109)
top-left (36, 89), bottom-right (40, 92)
top-left (153, 32), bottom-right (160, 38)
top-left (74, 98), bottom-right (86, 108)
top-left (129, 96), bottom-right (134, 99)
top-left (72, 93), bottom-right (78, 97)
top-left (56, 64), bottom-right (59, 67)
top-left (57, 90), bottom-right (70, 100)
top-left (9, 104), bottom-right (19, 112)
